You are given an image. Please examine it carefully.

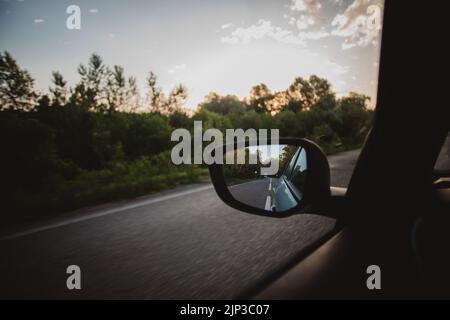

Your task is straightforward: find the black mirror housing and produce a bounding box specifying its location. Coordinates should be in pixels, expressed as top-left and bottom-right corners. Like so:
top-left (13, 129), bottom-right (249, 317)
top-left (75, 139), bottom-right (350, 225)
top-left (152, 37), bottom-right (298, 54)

top-left (208, 138), bottom-right (331, 217)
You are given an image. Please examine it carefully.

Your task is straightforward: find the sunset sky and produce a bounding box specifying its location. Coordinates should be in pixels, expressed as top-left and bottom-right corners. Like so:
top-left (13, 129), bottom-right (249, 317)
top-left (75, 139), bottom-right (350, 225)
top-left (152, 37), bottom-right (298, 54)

top-left (0, 0), bottom-right (384, 109)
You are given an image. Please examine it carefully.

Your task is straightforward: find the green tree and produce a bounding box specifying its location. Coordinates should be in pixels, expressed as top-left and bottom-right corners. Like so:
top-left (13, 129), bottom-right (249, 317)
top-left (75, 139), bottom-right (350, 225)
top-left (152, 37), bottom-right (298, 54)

top-left (167, 84), bottom-right (188, 114)
top-left (309, 75), bottom-right (336, 110)
top-left (49, 71), bottom-right (68, 106)
top-left (275, 110), bottom-right (301, 137)
top-left (248, 83), bottom-right (274, 113)
top-left (193, 109), bottom-right (232, 132)
top-left (335, 92), bottom-right (372, 145)
top-left (287, 77), bottom-right (314, 111)
top-left (77, 53), bottom-right (107, 111)
top-left (339, 92), bottom-right (370, 110)
top-left (123, 113), bottom-right (173, 159)
top-left (285, 75), bottom-right (336, 111)
top-left (146, 72), bottom-right (187, 115)
top-left (126, 76), bottom-right (140, 113)
top-left (198, 93), bottom-right (246, 115)
top-left (0, 113), bottom-right (57, 201)
top-left (146, 71), bottom-right (165, 113)
top-left (105, 65), bottom-right (127, 112)
top-left (169, 110), bottom-right (192, 129)
top-left (239, 111), bottom-right (262, 130)
top-left (0, 51), bottom-right (37, 111)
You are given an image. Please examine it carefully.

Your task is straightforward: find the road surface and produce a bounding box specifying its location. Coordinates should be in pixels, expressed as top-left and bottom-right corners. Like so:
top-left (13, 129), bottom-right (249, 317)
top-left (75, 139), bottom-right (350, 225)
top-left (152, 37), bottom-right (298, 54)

top-left (0, 149), bottom-right (360, 299)
top-left (230, 178), bottom-right (276, 211)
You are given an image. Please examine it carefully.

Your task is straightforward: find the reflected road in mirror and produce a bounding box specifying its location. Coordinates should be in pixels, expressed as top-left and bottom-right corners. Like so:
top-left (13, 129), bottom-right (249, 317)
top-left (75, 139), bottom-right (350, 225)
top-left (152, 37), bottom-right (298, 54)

top-left (229, 177), bottom-right (279, 212)
top-left (224, 144), bottom-right (306, 213)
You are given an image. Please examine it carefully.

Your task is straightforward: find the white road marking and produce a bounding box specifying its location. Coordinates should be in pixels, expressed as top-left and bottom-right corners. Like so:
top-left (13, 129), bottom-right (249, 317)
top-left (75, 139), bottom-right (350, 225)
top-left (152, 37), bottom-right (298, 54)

top-left (264, 196), bottom-right (272, 211)
top-left (0, 185), bottom-right (214, 241)
top-left (268, 178), bottom-right (272, 191)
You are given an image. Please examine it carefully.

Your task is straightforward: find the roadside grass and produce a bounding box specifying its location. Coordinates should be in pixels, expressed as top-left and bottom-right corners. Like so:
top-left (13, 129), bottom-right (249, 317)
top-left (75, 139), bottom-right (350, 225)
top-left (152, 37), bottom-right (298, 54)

top-left (6, 152), bottom-right (208, 225)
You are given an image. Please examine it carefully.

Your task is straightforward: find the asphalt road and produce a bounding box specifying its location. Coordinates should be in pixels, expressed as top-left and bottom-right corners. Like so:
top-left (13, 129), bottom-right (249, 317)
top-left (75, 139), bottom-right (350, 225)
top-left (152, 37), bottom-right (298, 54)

top-left (230, 178), bottom-right (274, 210)
top-left (0, 149), bottom-right (360, 299)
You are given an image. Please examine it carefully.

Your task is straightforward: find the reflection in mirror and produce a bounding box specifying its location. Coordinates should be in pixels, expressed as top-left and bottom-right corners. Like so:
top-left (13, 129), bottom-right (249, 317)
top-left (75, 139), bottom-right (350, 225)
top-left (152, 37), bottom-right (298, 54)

top-left (223, 144), bottom-right (307, 213)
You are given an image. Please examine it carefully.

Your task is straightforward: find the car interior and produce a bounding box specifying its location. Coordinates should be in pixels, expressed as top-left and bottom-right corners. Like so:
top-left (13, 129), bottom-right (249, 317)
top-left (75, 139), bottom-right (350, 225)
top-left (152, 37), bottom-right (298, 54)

top-left (209, 0), bottom-right (450, 299)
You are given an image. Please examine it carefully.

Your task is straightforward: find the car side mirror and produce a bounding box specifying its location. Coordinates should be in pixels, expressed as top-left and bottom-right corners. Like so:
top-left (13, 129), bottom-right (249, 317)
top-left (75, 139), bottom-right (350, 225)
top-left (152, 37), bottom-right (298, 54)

top-left (208, 138), bottom-right (331, 217)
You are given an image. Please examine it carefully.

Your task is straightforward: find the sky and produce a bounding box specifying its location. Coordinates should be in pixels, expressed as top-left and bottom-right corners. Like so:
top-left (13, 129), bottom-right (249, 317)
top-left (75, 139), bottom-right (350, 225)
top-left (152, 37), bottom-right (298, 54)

top-left (0, 0), bottom-right (384, 109)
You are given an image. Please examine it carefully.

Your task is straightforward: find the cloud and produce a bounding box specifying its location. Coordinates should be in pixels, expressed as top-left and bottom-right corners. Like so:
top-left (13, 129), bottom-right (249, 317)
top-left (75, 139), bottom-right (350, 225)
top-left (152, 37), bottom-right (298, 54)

top-left (220, 23), bottom-right (234, 30)
top-left (325, 59), bottom-right (349, 75)
top-left (34, 18), bottom-right (44, 24)
top-left (289, 0), bottom-right (323, 30)
top-left (220, 0), bottom-right (382, 50)
top-left (169, 64), bottom-right (187, 75)
top-left (221, 36), bottom-right (239, 45)
top-left (298, 30), bottom-right (329, 40)
top-left (290, 0), bottom-right (322, 14)
top-left (221, 20), bottom-right (276, 44)
top-left (331, 0), bottom-right (383, 50)
top-left (295, 15), bottom-right (314, 30)
top-left (220, 17), bottom-right (330, 47)
top-left (221, 19), bottom-right (307, 46)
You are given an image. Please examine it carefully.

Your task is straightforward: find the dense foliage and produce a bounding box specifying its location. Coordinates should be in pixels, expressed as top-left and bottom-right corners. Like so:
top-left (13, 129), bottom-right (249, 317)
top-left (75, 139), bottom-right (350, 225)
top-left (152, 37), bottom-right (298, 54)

top-left (0, 52), bottom-right (373, 224)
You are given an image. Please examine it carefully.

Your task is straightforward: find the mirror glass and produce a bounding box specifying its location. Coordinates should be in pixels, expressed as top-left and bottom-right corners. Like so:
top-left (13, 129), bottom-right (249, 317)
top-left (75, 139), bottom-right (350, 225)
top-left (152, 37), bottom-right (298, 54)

top-left (223, 144), bottom-right (307, 213)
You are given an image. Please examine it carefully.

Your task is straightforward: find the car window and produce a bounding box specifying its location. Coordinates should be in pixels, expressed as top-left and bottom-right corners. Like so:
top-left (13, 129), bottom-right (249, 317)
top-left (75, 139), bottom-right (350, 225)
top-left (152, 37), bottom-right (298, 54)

top-left (0, 0), bottom-right (385, 300)
top-left (435, 133), bottom-right (450, 174)
top-left (283, 147), bottom-right (301, 179)
top-left (288, 147), bottom-right (308, 198)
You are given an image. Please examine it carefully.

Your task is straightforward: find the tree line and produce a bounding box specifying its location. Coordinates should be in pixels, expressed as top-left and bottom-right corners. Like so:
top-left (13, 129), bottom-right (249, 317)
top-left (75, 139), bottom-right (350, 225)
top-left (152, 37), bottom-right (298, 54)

top-left (0, 51), bottom-right (373, 224)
